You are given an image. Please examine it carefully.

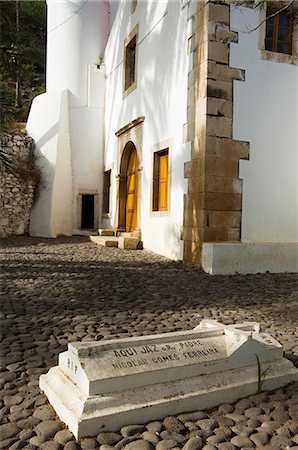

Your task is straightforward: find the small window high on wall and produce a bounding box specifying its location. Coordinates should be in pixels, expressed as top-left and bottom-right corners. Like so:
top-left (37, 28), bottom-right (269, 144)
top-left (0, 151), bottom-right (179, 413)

top-left (124, 27), bottom-right (138, 95)
top-left (102, 170), bottom-right (111, 215)
top-left (152, 149), bottom-right (169, 212)
top-left (265, 6), bottom-right (293, 54)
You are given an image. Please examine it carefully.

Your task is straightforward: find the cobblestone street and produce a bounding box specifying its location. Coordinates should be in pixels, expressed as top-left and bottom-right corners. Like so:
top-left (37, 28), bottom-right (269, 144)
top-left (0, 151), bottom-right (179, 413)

top-left (1, 236), bottom-right (298, 450)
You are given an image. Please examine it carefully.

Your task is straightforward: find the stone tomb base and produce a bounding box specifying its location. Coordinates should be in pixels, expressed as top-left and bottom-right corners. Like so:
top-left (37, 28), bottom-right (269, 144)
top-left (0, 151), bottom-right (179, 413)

top-left (39, 320), bottom-right (298, 438)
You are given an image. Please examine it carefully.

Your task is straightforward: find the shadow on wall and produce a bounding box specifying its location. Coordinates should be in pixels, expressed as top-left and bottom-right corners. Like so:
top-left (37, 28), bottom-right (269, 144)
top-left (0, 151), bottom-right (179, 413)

top-left (29, 123), bottom-right (57, 236)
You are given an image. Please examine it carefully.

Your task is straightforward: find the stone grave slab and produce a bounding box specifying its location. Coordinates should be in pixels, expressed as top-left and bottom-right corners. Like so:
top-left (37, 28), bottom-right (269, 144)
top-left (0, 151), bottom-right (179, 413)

top-left (39, 320), bottom-right (298, 438)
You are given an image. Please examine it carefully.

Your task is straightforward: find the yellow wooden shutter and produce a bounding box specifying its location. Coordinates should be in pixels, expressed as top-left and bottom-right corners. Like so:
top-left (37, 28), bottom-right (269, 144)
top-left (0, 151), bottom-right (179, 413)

top-left (158, 152), bottom-right (168, 211)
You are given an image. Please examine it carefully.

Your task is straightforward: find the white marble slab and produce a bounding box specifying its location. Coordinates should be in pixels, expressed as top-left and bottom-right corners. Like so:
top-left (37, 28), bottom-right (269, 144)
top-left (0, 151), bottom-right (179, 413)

top-left (40, 320), bottom-right (298, 438)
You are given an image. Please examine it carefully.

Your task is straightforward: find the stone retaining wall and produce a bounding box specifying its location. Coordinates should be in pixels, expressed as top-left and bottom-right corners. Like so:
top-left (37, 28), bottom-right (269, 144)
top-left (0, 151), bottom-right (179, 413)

top-left (0, 131), bottom-right (38, 238)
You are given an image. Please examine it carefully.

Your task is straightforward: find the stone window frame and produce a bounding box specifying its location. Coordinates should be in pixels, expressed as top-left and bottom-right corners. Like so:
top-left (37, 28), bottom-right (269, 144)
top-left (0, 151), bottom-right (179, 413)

top-left (123, 25), bottom-right (139, 98)
top-left (258, 3), bottom-right (298, 65)
top-left (77, 190), bottom-right (99, 230)
top-left (150, 138), bottom-right (173, 217)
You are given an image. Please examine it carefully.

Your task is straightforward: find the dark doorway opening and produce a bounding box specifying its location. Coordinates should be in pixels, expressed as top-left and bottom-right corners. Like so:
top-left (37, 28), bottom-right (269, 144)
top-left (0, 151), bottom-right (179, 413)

top-left (81, 195), bottom-right (94, 229)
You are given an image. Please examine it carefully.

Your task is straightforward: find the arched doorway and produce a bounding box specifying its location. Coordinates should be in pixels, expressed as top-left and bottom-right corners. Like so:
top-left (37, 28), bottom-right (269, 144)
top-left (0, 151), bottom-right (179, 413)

top-left (118, 142), bottom-right (139, 232)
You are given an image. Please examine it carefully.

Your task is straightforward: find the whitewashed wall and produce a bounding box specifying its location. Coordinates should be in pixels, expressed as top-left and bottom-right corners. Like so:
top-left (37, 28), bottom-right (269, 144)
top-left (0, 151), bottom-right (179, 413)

top-left (104, 0), bottom-right (190, 259)
top-left (27, 0), bottom-right (110, 236)
top-left (230, 5), bottom-right (298, 243)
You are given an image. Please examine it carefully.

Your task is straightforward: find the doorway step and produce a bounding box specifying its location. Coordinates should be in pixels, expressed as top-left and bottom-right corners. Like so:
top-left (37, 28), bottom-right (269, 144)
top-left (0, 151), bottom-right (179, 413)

top-left (90, 230), bottom-right (142, 250)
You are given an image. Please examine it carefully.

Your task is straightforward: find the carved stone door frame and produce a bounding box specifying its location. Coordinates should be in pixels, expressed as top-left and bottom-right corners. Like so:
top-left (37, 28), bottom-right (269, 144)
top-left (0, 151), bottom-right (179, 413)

top-left (115, 116), bottom-right (144, 233)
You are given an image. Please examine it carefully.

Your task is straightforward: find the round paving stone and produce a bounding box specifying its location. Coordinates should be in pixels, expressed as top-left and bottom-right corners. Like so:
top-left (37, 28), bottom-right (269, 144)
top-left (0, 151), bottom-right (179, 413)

top-left (114, 436), bottom-right (140, 449)
top-left (196, 419), bottom-right (217, 433)
top-left (225, 413), bottom-right (246, 423)
top-left (97, 432), bottom-right (122, 445)
top-left (16, 417), bottom-right (41, 429)
top-left (212, 415), bottom-right (234, 428)
top-left (177, 412), bottom-right (208, 422)
top-left (34, 420), bottom-right (61, 439)
top-left (270, 434), bottom-right (292, 448)
top-left (33, 405), bottom-right (56, 421)
top-left (218, 404), bottom-right (234, 414)
top-left (80, 437), bottom-right (98, 449)
top-left (141, 431), bottom-right (160, 445)
top-left (0, 438), bottom-right (18, 450)
top-left (19, 429), bottom-right (35, 440)
top-left (163, 416), bottom-right (186, 434)
top-left (217, 444), bottom-right (237, 450)
top-left (0, 422), bottom-right (20, 441)
top-left (40, 441), bottom-right (61, 450)
top-left (235, 399), bottom-right (255, 411)
top-left (64, 442), bottom-right (81, 450)
top-left (244, 407), bottom-right (263, 418)
top-left (230, 435), bottom-right (254, 448)
top-left (124, 440), bottom-right (154, 450)
top-left (54, 429), bottom-right (74, 444)
top-left (4, 395), bottom-right (24, 407)
top-left (260, 421), bottom-right (282, 434)
top-left (29, 435), bottom-right (46, 446)
top-left (250, 431), bottom-right (269, 446)
top-left (156, 440), bottom-right (177, 450)
top-left (206, 431), bottom-right (226, 445)
top-left (160, 430), bottom-right (188, 444)
top-left (182, 436), bottom-right (204, 450)
top-left (121, 424), bottom-right (146, 437)
top-left (8, 440), bottom-right (25, 450)
top-left (146, 421), bottom-right (163, 433)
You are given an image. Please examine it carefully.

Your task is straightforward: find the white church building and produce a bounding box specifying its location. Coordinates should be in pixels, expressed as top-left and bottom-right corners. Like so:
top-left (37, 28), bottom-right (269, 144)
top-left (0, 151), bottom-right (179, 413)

top-left (27, 0), bottom-right (298, 274)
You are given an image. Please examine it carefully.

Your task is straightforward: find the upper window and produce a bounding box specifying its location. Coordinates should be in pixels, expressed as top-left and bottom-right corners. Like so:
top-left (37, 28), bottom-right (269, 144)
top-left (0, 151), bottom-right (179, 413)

top-left (265, 6), bottom-right (293, 54)
top-left (131, 0), bottom-right (137, 14)
top-left (152, 149), bottom-right (169, 212)
top-left (124, 30), bottom-right (137, 94)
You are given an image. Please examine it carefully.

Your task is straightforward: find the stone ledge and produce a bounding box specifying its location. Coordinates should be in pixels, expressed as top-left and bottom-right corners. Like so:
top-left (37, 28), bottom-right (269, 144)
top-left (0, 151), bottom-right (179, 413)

top-left (202, 242), bottom-right (298, 275)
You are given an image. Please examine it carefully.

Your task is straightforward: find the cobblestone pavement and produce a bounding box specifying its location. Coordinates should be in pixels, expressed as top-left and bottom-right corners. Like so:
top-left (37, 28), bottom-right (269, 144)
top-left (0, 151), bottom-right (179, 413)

top-left (1, 236), bottom-right (298, 450)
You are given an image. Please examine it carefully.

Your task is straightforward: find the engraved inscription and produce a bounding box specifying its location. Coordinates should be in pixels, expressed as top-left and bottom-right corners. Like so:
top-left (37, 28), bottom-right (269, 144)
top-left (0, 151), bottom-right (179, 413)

top-left (108, 338), bottom-right (223, 373)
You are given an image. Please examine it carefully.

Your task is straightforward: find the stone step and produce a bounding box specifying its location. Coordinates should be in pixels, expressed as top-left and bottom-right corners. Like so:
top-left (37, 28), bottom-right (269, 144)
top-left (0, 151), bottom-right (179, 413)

top-left (118, 236), bottom-right (140, 250)
top-left (98, 229), bottom-right (116, 237)
top-left (90, 236), bottom-right (142, 250)
top-left (117, 231), bottom-right (141, 239)
top-left (90, 236), bottom-right (118, 247)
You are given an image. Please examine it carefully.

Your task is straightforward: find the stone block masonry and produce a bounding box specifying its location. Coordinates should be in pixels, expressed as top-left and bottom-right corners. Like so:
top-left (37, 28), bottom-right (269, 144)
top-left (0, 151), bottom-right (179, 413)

top-left (0, 130), bottom-right (38, 237)
top-left (184, 0), bottom-right (249, 267)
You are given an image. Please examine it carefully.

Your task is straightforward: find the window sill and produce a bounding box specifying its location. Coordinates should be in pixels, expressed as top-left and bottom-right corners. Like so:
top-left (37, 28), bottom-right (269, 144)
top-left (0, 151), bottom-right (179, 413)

top-left (123, 81), bottom-right (137, 99)
top-left (151, 210), bottom-right (170, 217)
top-left (261, 49), bottom-right (298, 66)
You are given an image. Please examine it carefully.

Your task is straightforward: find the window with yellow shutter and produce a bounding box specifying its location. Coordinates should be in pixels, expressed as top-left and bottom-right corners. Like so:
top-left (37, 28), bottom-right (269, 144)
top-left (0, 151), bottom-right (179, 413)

top-left (152, 149), bottom-right (169, 212)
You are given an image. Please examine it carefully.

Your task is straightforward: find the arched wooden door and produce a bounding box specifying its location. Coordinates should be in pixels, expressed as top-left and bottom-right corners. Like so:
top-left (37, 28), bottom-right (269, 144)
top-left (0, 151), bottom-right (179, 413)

top-left (125, 147), bottom-right (138, 231)
top-left (118, 142), bottom-right (138, 232)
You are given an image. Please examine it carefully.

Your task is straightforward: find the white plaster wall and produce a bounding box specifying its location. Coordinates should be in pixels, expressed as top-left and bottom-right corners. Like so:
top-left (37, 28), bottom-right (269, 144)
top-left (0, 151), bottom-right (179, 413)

top-left (27, 90), bottom-right (73, 237)
top-left (46, 0), bottom-right (109, 107)
top-left (28, 0), bottom-right (110, 235)
top-left (104, 0), bottom-right (190, 259)
top-left (70, 66), bottom-right (106, 231)
top-left (230, 5), bottom-right (298, 243)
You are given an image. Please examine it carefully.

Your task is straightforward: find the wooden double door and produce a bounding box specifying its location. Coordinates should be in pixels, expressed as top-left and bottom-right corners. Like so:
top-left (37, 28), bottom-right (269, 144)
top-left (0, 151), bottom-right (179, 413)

top-left (119, 143), bottom-right (138, 232)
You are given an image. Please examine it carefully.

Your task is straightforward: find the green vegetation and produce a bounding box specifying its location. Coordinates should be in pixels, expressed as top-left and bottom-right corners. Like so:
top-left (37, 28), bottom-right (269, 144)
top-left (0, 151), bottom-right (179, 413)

top-left (0, 0), bottom-right (46, 131)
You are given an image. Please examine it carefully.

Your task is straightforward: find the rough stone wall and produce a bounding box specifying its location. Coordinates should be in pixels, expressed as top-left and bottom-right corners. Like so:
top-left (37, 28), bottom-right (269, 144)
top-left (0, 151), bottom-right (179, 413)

top-left (0, 131), bottom-right (37, 238)
top-left (183, 0), bottom-right (250, 267)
